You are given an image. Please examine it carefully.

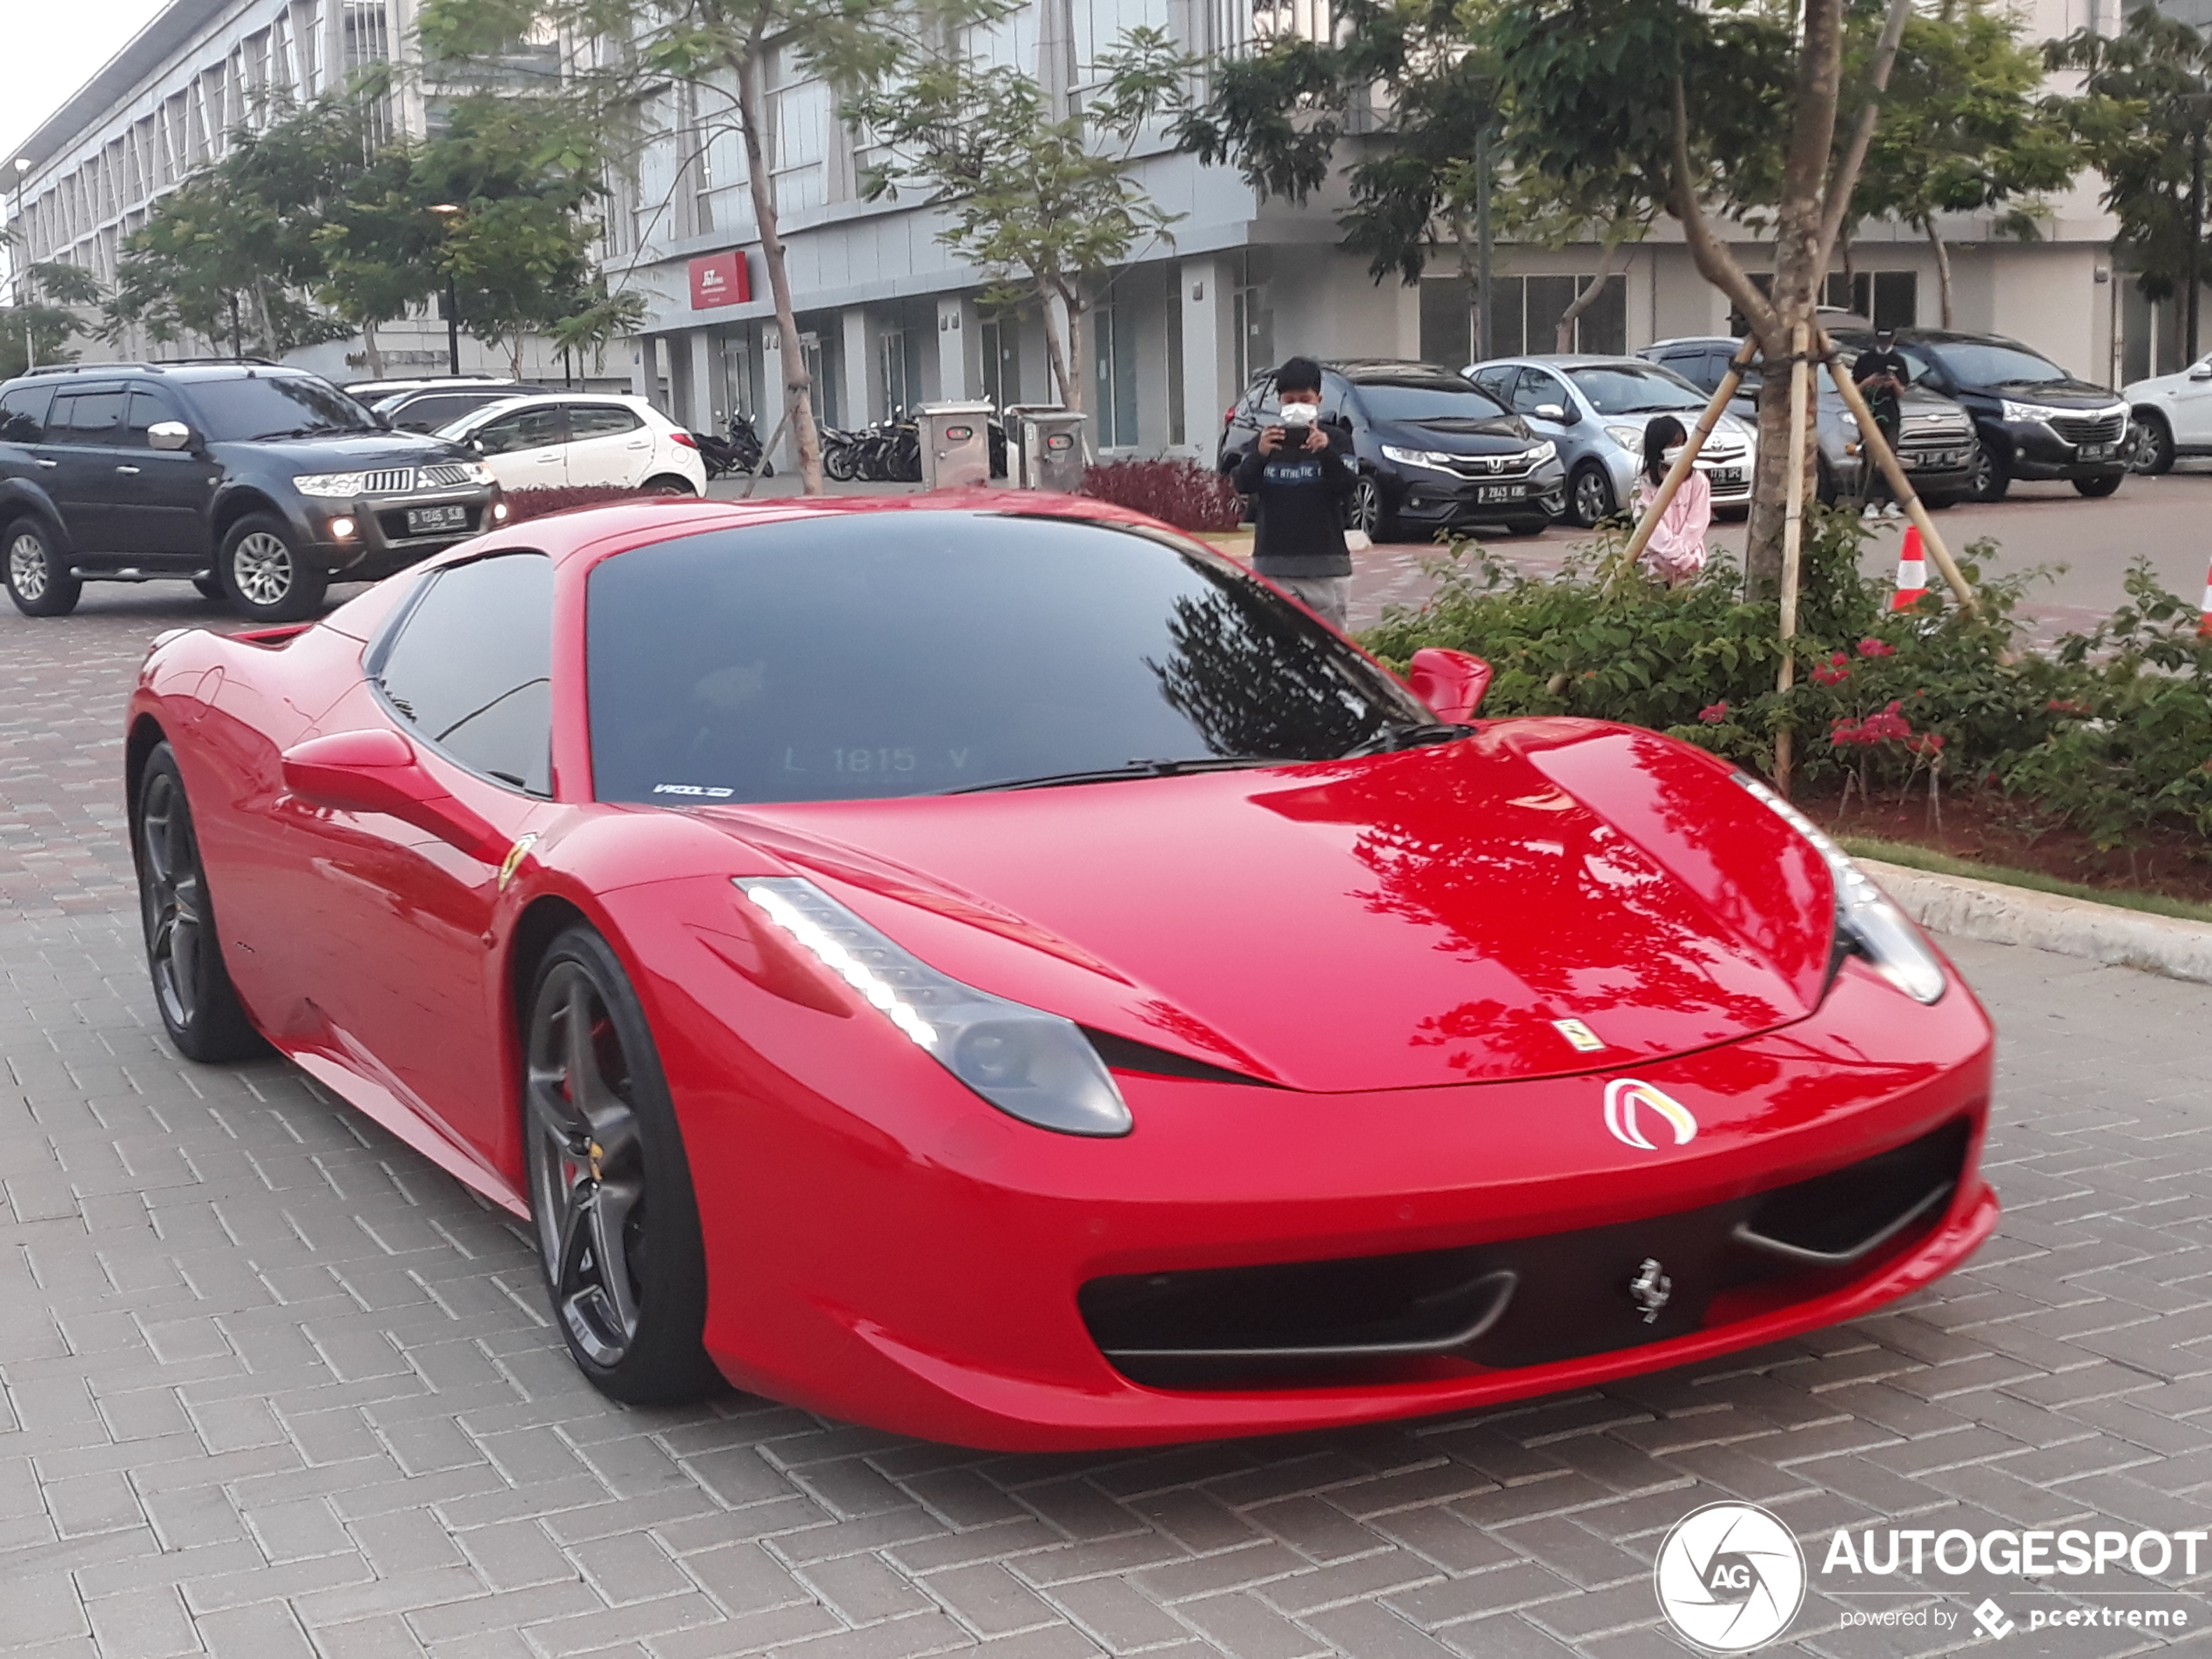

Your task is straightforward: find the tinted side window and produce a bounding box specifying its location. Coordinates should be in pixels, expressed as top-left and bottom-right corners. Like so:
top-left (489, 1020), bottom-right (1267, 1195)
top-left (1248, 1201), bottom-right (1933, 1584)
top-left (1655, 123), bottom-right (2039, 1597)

top-left (51, 389), bottom-right (125, 444)
top-left (376, 553), bottom-right (555, 794)
top-left (122, 388), bottom-right (184, 448)
top-left (1467, 367), bottom-right (1514, 402)
top-left (475, 407), bottom-right (565, 455)
top-left (568, 404), bottom-right (643, 438)
top-left (0, 384), bottom-right (52, 443)
top-left (1510, 371), bottom-right (1564, 416)
top-left (393, 392), bottom-right (502, 432)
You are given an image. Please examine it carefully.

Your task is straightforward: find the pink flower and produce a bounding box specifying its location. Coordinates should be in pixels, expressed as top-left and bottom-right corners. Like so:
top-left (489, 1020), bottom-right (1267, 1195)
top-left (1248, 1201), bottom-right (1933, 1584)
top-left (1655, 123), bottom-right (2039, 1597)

top-left (1857, 637), bottom-right (1895, 658)
top-left (1811, 661), bottom-right (1851, 685)
top-left (1698, 702), bottom-right (1730, 725)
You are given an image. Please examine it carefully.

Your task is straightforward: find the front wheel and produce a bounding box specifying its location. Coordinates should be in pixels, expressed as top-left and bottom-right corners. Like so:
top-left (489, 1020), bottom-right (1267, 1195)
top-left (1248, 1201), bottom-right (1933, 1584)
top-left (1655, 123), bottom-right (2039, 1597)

top-left (134, 744), bottom-right (266, 1062)
top-left (524, 927), bottom-right (718, 1405)
top-left (2129, 415), bottom-right (2175, 475)
top-left (219, 515), bottom-right (327, 622)
top-left (1966, 444), bottom-right (2010, 503)
top-left (1567, 461), bottom-right (1617, 529)
top-left (644, 475), bottom-right (697, 497)
top-left (2073, 472), bottom-right (2124, 499)
top-left (6, 519), bottom-right (80, 617)
top-left (1502, 517), bottom-right (1551, 537)
top-left (1345, 475), bottom-right (1389, 541)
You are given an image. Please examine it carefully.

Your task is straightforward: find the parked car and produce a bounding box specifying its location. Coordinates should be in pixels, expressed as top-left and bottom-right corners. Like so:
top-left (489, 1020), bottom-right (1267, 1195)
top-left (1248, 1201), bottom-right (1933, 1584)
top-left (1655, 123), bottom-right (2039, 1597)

top-left (2121, 351), bottom-right (2212, 473)
top-left (435, 394), bottom-right (707, 496)
top-left (1463, 355), bottom-right (1757, 528)
top-left (1219, 360), bottom-right (1565, 539)
top-left (128, 493), bottom-right (1995, 1445)
top-left (371, 380), bottom-right (548, 435)
top-left (0, 361), bottom-right (502, 621)
top-left (1827, 328), bottom-right (2129, 501)
top-left (1637, 336), bottom-right (1977, 509)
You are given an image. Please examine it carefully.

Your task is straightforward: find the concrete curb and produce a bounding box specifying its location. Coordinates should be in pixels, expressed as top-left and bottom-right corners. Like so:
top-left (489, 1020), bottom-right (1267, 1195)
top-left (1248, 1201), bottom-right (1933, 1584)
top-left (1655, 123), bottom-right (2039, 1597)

top-left (1861, 857), bottom-right (2212, 987)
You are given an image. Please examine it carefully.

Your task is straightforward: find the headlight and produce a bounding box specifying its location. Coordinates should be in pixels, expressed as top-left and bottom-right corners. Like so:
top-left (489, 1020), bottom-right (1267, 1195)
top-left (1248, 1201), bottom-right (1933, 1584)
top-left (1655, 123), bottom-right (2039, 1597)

top-left (293, 471), bottom-right (368, 498)
top-left (1605, 424), bottom-right (1644, 451)
top-left (1380, 444), bottom-right (1457, 472)
top-left (2000, 400), bottom-right (2055, 424)
top-left (1524, 440), bottom-right (1556, 465)
top-left (1735, 776), bottom-right (1946, 1004)
top-left (461, 461), bottom-right (497, 487)
top-left (737, 878), bottom-right (1133, 1136)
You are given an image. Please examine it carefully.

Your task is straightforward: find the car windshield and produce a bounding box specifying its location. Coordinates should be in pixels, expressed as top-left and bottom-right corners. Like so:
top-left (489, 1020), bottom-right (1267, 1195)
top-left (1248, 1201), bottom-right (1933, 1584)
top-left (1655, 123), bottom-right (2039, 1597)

top-left (185, 374), bottom-right (379, 441)
top-left (1354, 380), bottom-right (1508, 421)
top-left (1924, 340), bottom-right (2069, 388)
top-left (586, 513), bottom-right (1433, 806)
top-left (1564, 363), bottom-right (1709, 415)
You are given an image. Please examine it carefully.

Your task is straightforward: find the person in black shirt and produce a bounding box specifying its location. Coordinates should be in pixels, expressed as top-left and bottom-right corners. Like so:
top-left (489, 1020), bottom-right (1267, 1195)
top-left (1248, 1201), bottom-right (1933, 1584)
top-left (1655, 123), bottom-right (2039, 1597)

top-left (1231, 356), bottom-right (1359, 629)
top-left (1851, 331), bottom-right (1912, 518)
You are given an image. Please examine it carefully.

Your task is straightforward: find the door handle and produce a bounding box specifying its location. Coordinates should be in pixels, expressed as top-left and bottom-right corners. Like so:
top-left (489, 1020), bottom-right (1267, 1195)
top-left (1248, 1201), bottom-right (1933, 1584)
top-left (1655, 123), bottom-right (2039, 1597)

top-left (115, 464), bottom-right (141, 475)
top-left (35, 458), bottom-right (57, 469)
top-left (625, 441), bottom-right (649, 449)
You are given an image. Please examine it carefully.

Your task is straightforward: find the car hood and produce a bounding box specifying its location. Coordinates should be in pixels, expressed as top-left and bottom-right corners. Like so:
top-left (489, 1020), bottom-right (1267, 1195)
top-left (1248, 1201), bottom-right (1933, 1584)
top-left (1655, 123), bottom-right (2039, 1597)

top-left (214, 432), bottom-right (475, 468)
top-left (698, 722), bottom-right (1836, 1093)
top-left (1973, 378), bottom-right (2119, 406)
top-left (1370, 414), bottom-right (1532, 451)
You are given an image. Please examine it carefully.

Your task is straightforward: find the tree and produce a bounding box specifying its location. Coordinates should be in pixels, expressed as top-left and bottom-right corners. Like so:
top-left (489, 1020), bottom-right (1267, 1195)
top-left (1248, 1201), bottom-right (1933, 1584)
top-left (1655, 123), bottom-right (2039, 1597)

top-left (2050, 10), bottom-right (2212, 343)
top-left (0, 260), bottom-right (104, 378)
top-left (846, 28), bottom-right (1187, 420)
top-left (419, 0), bottom-right (1009, 496)
top-left (1851, 0), bottom-right (2074, 327)
top-left (314, 146), bottom-right (441, 378)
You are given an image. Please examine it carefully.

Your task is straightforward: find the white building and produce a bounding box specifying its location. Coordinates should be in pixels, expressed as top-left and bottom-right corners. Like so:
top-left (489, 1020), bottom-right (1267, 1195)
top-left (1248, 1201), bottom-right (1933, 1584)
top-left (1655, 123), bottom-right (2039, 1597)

top-left (6, 0), bottom-right (2151, 447)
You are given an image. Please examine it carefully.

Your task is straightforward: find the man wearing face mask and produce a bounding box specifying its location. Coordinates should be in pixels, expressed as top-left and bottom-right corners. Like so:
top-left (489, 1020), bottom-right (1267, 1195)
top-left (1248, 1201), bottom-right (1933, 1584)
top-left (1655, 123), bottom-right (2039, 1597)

top-left (1231, 356), bottom-right (1359, 630)
top-left (1851, 330), bottom-right (1912, 519)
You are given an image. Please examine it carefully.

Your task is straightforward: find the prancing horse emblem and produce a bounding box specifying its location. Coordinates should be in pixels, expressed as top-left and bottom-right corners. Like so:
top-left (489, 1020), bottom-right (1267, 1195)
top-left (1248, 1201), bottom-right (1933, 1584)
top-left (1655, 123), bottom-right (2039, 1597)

top-left (1629, 1258), bottom-right (1672, 1324)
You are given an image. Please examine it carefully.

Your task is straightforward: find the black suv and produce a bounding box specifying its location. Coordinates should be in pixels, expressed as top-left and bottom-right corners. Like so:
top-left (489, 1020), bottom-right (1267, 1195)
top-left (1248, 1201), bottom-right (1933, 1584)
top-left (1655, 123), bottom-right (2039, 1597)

top-left (1220, 360), bottom-right (1566, 539)
top-left (1827, 328), bottom-right (2130, 502)
top-left (0, 361), bottom-right (504, 621)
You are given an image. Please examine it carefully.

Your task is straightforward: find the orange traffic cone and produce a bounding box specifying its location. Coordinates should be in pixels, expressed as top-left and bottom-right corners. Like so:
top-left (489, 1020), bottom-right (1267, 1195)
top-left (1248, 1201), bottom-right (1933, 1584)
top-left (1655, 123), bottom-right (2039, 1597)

top-left (2199, 556), bottom-right (2212, 639)
top-left (1889, 524), bottom-right (1929, 612)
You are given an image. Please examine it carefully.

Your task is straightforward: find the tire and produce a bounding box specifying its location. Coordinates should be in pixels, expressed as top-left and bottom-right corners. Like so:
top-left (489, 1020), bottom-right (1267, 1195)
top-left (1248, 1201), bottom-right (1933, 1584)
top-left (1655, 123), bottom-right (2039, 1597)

top-left (1345, 475), bottom-right (1389, 541)
top-left (523, 927), bottom-right (718, 1405)
top-left (644, 475), bottom-right (697, 497)
top-left (2074, 472), bottom-right (2124, 499)
top-left (192, 577), bottom-right (224, 601)
top-left (1966, 443), bottom-right (2010, 503)
top-left (759, 460), bottom-right (774, 478)
top-left (218, 514), bottom-right (327, 622)
top-left (5, 518), bottom-right (80, 617)
top-left (1567, 461), bottom-right (1617, 529)
top-left (2130, 414), bottom-right (2175, 475)
top-left (133, 743), bottom-right (266, 1062)
top-left (824, 442), bottom-right (856, 482)
top-left (1503, 517), bottom-right (1550, 537)
top-left (1921, 494), bottom-right (1961, 511)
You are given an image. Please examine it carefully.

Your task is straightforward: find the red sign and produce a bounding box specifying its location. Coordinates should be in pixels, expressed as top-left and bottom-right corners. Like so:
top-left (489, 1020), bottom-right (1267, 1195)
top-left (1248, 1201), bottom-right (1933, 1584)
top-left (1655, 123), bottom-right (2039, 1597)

top-left (688, 250), bottom-right (751, 309)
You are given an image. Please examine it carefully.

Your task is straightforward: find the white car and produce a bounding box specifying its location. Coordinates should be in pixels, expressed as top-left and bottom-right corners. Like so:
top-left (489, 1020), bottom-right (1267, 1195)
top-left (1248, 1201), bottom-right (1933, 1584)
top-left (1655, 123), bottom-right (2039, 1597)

top-left (435, 394), bottom-right (707, 496)
top-left (2123, 353), bottom-right (2212, 474)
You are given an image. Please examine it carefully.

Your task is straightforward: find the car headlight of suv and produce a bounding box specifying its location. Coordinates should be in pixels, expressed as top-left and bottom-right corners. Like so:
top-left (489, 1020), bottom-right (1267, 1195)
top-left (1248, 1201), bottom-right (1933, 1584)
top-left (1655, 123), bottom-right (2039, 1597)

top-left (1379, 444), bottom-right (1460, 473)
top-left (1605, 424), bottom-right (1645, 452)
top-left (460, 461), bottom-right (497, 487)
top-left (293, 470), bottom-right (369, 499)
top-left (737, 877), bottom-right (1133, 1136)
top-left (2000, 399), bottom-right (2063, 425)
top-left (1735, 775), bottom-right (1946, 1004)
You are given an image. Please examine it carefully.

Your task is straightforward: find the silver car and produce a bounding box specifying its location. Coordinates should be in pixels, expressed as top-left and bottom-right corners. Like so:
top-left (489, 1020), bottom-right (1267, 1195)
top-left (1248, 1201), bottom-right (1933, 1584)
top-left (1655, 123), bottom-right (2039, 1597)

top-left (1463, 355), bottom-right (1757, 527)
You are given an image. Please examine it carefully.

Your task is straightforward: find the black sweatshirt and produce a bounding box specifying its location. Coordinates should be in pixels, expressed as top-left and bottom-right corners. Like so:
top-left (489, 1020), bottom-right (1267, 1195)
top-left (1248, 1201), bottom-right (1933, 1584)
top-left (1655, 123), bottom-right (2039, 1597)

top-left (1231, 426), bottom-right (1359, 577)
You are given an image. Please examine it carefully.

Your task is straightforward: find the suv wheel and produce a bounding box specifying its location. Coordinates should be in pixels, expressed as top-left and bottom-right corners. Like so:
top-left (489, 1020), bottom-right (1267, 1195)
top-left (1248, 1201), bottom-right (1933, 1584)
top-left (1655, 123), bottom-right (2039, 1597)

top-left (2074, 472), bottom-right (2124, 499)
top-left (5, 520), bottom-right (80, 617)
top-left (1966, 444), bottom-right (2010, 503)
top-left (1346, 475), bottom-right (1389, 540)
top-left (2128, 415), bottom-right (2174, 475)
top-left (219, 515), bottom-right (327, 622)
top-left (1568, 461), bottom-right (1616, 528)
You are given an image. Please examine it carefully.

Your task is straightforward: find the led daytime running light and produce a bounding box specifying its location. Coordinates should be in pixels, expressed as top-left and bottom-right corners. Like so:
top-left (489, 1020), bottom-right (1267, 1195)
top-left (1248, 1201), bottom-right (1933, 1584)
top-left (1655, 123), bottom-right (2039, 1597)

top-left (742, 882), bottom-right (937, 1048)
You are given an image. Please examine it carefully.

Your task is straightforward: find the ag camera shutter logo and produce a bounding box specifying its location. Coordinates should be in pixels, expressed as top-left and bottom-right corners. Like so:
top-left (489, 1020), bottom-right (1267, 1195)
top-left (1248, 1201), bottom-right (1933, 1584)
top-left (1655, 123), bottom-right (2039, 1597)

top-left (1654, 1502), bottom-right (1805, 1651)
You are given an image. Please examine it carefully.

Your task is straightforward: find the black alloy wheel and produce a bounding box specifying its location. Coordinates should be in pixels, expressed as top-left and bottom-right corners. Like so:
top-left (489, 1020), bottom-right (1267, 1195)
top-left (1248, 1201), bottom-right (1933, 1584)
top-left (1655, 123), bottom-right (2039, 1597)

top-left (2074, 472), bottom-right (2125, 499)
top-left (134, 744), bottom-right (266, 1062)
top-left (5, 519), bottom-right (81, 617)
top-left (219, 513), bottom-right (329, 622)
top-left (2129, 415), bottom-right (2175, 475)
top-left (523, 927), bottom-right (717, 1404)
top-left (1568, 461), bottom-right (1617, 529)
top-left (1346, 475), bottom-right (1387, 540)
top-left (1966, 443), bottom-right (2010, 502)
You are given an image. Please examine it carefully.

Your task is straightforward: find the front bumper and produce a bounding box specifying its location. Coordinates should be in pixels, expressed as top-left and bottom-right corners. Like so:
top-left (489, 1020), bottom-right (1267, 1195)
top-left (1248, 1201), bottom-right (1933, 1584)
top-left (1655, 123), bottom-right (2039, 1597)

top-left (297, 487), bottom-right (505, 578)
top-left (1600, 449), bottom-right (1753, 509)
top-left (1386, 461), bottom-right (1566, 527)
top-left (637, 895), bottom-right (1996, 1449)
top-left (1991, 417), bottom-right (2129, 482)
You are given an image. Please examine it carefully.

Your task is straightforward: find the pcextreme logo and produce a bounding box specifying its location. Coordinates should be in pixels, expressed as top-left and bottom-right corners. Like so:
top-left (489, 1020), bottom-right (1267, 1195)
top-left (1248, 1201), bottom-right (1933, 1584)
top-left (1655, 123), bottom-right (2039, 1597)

top-left (1653, 1502), bottom-right (1806, 1652)
top-left (1604, 1077), bottom-right (1699, 1150)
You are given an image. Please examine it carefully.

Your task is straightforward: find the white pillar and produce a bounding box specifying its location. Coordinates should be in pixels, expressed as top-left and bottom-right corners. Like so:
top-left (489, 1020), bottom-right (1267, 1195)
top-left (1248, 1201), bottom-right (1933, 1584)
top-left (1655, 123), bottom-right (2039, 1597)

top-left (760, 326), bottom-right (791, 469)
top-left (936, 294), bottom-right (976, 401)
top-left (630, 338), bottom-right (652, 401)
top-left (689, 331), bottom-right (717, 428)
top-left (1181, 257), bottom-right (1238, 456)
top-left (841, 308), bottom-right (872, 426)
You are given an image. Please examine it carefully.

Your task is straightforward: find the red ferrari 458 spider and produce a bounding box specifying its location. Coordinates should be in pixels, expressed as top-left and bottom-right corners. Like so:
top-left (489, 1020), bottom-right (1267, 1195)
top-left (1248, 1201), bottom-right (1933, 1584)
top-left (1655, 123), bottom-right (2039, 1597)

top-left (125, 493), bottom-right (1996, 1450)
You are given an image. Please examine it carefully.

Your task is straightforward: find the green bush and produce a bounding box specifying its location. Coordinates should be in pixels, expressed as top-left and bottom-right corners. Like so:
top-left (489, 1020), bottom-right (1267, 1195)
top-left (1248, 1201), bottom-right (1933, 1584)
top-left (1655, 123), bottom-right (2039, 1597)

top-left (1359, 511), bottom-right (2210, 854)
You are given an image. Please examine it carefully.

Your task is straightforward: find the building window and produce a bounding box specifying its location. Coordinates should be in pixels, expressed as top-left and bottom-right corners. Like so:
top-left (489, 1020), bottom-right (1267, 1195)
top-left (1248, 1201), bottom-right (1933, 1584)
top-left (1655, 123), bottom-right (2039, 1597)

top-left (981, 316), bottom-right (1020, 408)
top-left (1420, 273), bottom-right (1627, 365)
top-left (879, 327), bottom-right (910, 418)
top-left (1824, 271), bottom-right (1918, 331)
top-left (1093, 303), bottom-right (1140, 448)
top-left (1166, 289), bottom-right (1185, 446)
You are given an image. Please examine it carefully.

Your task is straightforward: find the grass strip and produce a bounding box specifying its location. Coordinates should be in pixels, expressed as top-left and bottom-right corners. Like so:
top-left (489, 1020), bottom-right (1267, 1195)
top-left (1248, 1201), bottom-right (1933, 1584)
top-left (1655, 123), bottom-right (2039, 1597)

top-left (1841, 835), bottom-right (2212, 927)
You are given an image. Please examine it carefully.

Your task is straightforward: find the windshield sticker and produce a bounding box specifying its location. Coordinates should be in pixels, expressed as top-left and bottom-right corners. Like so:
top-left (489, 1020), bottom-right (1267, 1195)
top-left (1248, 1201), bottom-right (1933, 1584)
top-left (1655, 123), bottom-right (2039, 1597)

top-left (651, 783), bottom-right (736, 799)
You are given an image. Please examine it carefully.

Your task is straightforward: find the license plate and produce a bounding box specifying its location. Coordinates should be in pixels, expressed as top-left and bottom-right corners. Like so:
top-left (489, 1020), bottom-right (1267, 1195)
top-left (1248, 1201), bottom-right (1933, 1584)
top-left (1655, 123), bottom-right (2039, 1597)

top-left (407, 504), bottom-right (469, 535)
top-left (1474, 484), bottom-right (1524, 504)
top-left (1710, 468), bottom-right (1743, 488)
top-left (2078, 442), bottom-right (2114, 461)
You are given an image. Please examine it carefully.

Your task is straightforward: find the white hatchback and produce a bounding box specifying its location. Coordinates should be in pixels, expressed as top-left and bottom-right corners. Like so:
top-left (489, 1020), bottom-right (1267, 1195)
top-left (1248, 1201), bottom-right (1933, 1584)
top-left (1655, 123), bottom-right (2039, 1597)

top-left (436, 395), bottom-right (708, 496)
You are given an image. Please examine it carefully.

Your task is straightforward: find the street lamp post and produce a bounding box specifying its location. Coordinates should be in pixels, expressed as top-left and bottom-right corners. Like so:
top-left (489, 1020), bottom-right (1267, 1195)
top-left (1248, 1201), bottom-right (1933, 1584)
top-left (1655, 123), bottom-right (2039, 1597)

top-left (430, 203), bottom-right (462, 376)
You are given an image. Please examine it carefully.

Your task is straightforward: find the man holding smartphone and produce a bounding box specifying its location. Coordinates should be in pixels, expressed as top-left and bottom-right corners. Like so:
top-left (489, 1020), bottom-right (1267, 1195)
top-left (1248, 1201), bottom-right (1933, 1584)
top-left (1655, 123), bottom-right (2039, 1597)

top-left (1231, 356), bottom-right (1359, 630)
top-left (1851, 330), bottom-right (1912, 519)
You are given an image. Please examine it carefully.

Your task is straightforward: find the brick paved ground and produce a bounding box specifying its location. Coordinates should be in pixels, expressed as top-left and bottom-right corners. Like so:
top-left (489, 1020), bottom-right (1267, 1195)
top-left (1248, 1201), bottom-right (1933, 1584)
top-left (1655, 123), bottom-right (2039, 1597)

top-left (7, 579), bottom-right (2212, 1658)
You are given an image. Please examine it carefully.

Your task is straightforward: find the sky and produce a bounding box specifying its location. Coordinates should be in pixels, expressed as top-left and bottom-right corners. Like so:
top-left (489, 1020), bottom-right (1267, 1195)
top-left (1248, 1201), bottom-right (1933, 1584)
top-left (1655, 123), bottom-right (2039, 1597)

top-left (3, 0), bottom-right (173, 163)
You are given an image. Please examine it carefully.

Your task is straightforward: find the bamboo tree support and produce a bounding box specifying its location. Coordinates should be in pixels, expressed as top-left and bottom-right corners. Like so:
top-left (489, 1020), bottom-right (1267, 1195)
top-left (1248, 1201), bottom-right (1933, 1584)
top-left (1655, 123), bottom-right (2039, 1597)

top-left (1621, 335), bottom-right (1764, 570)
top-left (1815, 327), bottom-right (1978, 615)
top-left (1773, 321), bottom-right (1814, 798)
top-left (740, 407), bottom-right (794, 501)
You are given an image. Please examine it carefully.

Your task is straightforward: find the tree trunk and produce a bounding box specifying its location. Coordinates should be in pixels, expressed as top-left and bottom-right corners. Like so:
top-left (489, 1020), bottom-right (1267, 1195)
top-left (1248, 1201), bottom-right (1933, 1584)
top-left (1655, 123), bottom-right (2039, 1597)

top-left (733, 45), bottom-right (823, 495)
top-left (1839, 233), bottom-right (1855, 304)
top-left (1554, 238), bottom-right (1629, 353)
top-left (1925, 217), bottom-right (1954, 327)
top-left (1036, 274), bottom-right (1075, 412)
top-left (360, 320), bottom-right (383, 379)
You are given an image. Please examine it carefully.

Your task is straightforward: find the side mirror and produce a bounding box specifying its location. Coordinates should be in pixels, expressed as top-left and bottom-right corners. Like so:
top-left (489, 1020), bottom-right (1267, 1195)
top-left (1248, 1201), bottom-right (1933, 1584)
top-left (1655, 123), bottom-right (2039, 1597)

top-left (280, 728), bottom-right (508, 864)
top-left (1407, 647), bottom-right (1493, 723)
top-left (1533, 403), bottom-right (1568, 423)
top-left (469, 437), bottom-right (487, 454)
top-left (147, 421), bottom-right (195, 452)
top-left (2190, 364), bottom-right (2212, 382)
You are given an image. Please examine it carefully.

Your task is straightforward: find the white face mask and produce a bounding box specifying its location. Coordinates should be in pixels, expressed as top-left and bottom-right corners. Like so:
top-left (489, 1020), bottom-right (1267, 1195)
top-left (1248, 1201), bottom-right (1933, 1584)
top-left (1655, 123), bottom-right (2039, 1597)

top-left (1662, 445), bottom-right (1685, 465)
top-left (1279, 401), bottom-right (1319, 428)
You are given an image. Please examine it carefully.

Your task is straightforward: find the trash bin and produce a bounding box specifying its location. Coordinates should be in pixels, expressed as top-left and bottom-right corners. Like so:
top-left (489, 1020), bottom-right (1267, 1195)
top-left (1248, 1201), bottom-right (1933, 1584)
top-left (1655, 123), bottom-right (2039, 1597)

top-left (917, 401), bottom-right (995, 489)
top-left (1006, 406), bottom-right (1089, 492)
